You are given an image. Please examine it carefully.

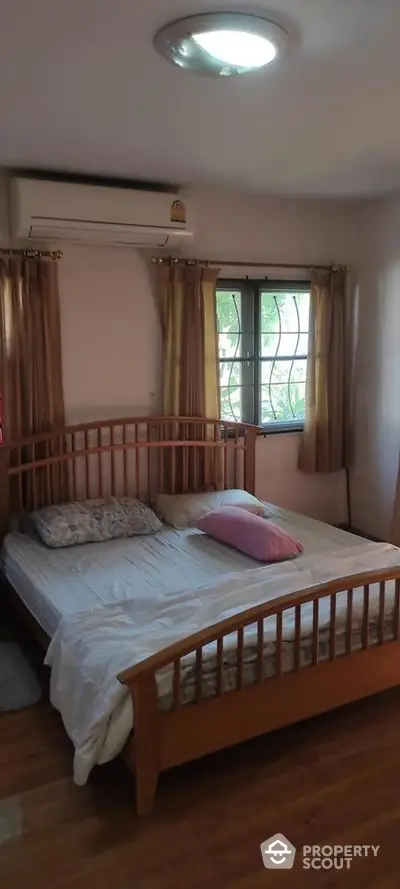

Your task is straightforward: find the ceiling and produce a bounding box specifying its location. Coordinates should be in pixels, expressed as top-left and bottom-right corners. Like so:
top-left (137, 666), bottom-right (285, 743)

top-left (2, 0), bottom-right (400, 197)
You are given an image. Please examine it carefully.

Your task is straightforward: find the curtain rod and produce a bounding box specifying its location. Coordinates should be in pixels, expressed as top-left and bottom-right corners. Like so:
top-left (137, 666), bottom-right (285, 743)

top-left (151, 257), bottom-right (349, 272)
top-left (0, 248), bottom-right (63, 261)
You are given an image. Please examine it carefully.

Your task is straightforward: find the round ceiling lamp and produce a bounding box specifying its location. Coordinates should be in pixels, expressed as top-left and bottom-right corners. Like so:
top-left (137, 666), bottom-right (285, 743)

top-left (153, 13), bottom-right (289, 77)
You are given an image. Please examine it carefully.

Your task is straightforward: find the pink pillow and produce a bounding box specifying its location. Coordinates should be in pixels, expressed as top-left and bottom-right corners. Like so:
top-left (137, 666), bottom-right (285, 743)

top-left (196, 506), bottom-right (303, 562)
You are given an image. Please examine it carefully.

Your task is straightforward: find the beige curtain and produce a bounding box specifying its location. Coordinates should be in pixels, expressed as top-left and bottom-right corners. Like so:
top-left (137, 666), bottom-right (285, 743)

top-left (0, 257), bottom-right (67, 506)
top-left (155, 263), bottom-right (221, 491)
top-left (298, 268), bottom-right (349, 473)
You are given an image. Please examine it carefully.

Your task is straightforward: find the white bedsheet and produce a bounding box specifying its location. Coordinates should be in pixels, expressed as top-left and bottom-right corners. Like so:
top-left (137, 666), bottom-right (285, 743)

top-left (45, 541), bottom-right (400, 786)
top-left (2, 505), bottom-right (362, 637)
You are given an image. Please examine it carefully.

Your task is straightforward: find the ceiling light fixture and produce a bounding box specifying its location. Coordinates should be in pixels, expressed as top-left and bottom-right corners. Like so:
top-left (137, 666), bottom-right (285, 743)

top-left (154, 13), bottom-right (289, 77)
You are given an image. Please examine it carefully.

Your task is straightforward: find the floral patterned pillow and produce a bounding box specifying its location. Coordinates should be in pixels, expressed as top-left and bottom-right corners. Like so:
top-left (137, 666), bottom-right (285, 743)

top-left (31, 496), bottom-right (162, 548)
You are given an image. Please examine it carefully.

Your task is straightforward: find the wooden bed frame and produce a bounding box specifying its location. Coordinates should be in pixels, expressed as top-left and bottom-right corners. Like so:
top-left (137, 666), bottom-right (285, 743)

top-left (1, 415), bottom-right (400, 816)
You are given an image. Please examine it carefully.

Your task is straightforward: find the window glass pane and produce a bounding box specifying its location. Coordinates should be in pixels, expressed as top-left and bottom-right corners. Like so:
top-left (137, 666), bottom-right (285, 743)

top-left (219, 360), bottom-right (242, 422)
top-left (260, 291), bottom-right (309, 354)
top-left (220, 386), bottom-right (255, 424)
top-left (261, 359), bottom-right (307, 386)
top-left (219, 365), bottom-right (255, 424)
top-left (217, 286), bottom-right (254, 423)
top-left (260, 291), bottom-right (309, 330)
top-left (260, 291), bottom-right (285, 332)
top-left (261, 383), bottom-right (307, 424)
top-left (216, 290), bottom-right (242, 359)
top-left (261, 331), bottom-right (309, 357)
top-left (217, 283), bottom-right (309, 427)
top-left (260, 289), bottom-right (309, 425)
top-left (296, 292), bottom-right (310, 329)
top-left (261, 358), bottom-right (307, 423)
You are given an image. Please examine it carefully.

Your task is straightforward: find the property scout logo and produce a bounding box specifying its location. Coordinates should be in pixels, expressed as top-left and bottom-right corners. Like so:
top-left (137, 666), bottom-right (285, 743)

top-left (260, 834), bottom-right (380, 871)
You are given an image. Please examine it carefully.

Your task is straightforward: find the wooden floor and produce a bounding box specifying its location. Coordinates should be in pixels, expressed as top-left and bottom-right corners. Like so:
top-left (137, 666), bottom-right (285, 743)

top-left (2, 670), bottom-right (400, 889)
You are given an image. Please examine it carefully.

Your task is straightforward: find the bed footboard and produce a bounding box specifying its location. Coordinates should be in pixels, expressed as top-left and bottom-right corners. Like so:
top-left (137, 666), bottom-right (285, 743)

top-left (118, 566), bottom-right (400, 815)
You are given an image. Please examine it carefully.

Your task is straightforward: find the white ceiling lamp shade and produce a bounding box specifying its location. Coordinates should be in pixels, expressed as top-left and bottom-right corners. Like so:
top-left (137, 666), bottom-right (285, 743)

top-left (153, 13), bottom-right (290, 77)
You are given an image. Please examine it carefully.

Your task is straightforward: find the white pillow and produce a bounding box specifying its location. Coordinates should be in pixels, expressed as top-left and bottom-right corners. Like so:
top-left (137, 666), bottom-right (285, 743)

top-left (155, 489), bottom-right (269, 530)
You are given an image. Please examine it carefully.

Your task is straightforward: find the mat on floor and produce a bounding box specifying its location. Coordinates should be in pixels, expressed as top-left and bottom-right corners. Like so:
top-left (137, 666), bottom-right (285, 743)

top-left (0, 642), bottom-right (42, 711)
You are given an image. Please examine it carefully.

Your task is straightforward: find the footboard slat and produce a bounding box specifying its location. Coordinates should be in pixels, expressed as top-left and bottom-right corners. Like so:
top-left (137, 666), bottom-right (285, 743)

top-left (379, 581), bottom-right (386, 645)
top-left (294, 605), bottom-right (301, 671)
top-left (216, 637), bottom-right (223, 696)
top-left (394, 580), bottom-right (400, 639)
top-left (257, 619), bottom-right (264, 682)
top-left (330, 594), bottom-right (337, 660)
top-left (237, 628), bottom-right (244, 689)
top-left (172, 660), bottom-right (180, 710)
top-left (195, 649), bottom-right (202, 701)
top-left (346, 589), bottom-right (353, 654)
top-left (276, 612), bottom-right (283, 677)
top-left (312, 599), bottom-right (319, 665)
top-left (363, 585), bottom-right (370, 649)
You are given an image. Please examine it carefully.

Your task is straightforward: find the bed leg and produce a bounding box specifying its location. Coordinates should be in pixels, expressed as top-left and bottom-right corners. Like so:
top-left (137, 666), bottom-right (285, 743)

top-left (136, 764), bottom-right (159, 816)
top-left (130, 673), bottom-right (160, 816)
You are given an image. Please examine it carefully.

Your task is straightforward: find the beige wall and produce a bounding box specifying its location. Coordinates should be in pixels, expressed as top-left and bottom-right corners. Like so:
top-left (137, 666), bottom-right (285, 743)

top-left (57, 188), bottom-right (363, 524)
top-left (350, 198), bottom-right (400, 539)
top-left (59, 245), bottom-right (161, 423)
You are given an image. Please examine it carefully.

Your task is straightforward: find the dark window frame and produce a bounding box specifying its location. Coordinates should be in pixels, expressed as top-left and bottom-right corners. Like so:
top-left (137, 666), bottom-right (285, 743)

top-left (216, 278), bottom-right (310, 433)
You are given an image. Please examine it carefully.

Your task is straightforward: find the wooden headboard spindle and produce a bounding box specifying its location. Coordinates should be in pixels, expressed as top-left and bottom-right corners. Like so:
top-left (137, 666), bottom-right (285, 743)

top-left (0, 417), bottom-right (258, 539)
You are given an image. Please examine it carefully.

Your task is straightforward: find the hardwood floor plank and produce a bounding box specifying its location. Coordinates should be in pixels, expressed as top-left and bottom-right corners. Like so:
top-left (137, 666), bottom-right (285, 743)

top-left (1, 688), bottom-right (400, 888)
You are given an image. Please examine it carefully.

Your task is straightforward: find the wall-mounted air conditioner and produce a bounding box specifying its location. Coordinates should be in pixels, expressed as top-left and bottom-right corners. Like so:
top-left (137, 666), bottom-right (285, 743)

top-left (10, 177), bottom-right (194, 248)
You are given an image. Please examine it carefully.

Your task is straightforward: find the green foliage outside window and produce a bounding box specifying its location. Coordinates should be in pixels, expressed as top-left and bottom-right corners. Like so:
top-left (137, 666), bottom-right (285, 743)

top-left (216, 286), bottom-right (309, 426)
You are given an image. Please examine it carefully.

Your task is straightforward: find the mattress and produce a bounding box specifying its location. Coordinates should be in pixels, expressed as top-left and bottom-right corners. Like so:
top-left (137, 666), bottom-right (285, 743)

top-left (2, 505), bottom-right (362, 638)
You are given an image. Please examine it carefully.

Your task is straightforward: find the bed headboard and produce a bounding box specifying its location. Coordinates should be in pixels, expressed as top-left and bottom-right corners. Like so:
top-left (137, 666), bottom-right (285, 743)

top-left (0, 416), bottom-right (258, 539)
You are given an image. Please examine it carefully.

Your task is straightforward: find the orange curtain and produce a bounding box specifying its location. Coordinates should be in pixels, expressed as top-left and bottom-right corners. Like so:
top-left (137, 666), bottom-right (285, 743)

top-left (0, 257), bottom-right (67, 506)
top-left (298, 268), bottom-right (350, 473)
top-left (155, 263), bottom-right (221, 491)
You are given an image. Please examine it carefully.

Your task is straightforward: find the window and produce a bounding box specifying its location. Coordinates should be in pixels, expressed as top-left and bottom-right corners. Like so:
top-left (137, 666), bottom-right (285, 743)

top-left (216, 280), bottom-right (310, 430)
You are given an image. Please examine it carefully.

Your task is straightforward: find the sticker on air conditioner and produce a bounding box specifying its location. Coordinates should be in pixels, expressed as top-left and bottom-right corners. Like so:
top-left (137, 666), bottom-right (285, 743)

top-left (170, 200), bottom-right (186, 224)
